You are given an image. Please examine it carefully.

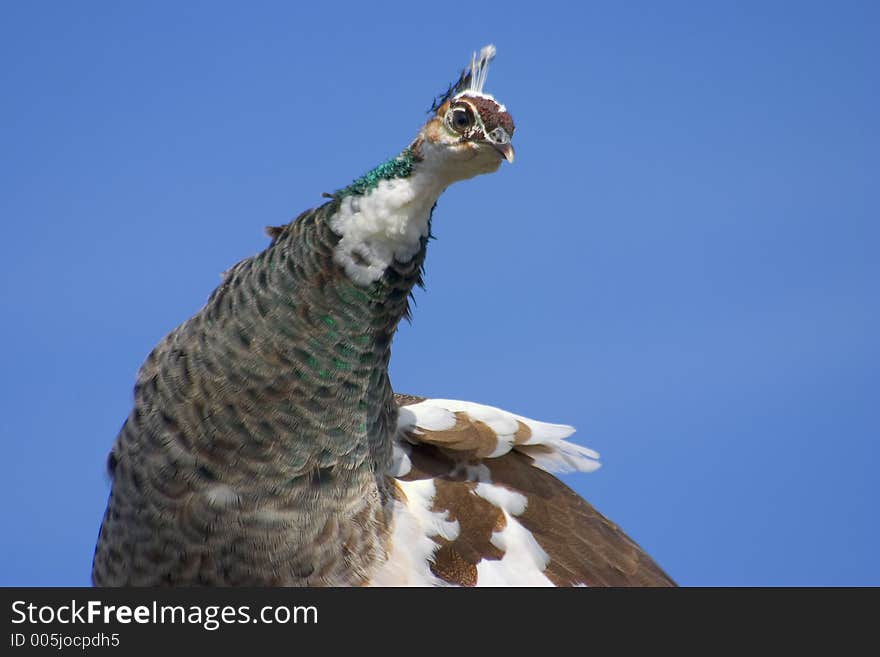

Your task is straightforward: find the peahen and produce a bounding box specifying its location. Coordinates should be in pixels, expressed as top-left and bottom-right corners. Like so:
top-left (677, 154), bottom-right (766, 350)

top-left (92, 45), bottom-right (674, 587)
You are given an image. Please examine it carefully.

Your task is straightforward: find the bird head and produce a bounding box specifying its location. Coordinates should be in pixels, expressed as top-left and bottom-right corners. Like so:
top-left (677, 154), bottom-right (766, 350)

top-left (417, 45), bottom-right (515, 181)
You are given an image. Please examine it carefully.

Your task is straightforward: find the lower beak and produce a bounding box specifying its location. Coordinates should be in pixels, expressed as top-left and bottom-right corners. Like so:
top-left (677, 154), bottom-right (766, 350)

top-left (491, 142), bottom-right (515, 163)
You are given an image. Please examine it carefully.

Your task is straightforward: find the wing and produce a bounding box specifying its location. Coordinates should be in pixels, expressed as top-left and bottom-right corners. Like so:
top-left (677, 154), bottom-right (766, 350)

top-left (368, 394), bottom-right (675, 587)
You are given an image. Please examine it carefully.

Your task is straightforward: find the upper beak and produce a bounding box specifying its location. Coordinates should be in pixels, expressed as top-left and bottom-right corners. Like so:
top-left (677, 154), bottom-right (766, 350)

top-left (491, 142), bottom-right (515, 163)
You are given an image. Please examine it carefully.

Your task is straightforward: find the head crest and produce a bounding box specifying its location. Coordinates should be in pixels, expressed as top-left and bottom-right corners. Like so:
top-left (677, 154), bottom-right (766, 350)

top-left (429, 44), bottom-right (497, 113)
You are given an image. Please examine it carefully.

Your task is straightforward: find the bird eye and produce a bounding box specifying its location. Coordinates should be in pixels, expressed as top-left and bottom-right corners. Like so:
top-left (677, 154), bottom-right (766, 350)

top-left (447, 106), bottom-right (475, 133)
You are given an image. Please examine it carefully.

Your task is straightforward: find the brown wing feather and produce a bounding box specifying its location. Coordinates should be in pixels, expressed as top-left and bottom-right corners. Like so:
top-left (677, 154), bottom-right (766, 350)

top-left (394, 393), bottom-right (675, 587)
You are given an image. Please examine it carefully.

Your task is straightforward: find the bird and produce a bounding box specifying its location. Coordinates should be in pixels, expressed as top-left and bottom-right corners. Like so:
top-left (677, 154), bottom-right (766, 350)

top-left (92, 45), bottom-right (674, 587)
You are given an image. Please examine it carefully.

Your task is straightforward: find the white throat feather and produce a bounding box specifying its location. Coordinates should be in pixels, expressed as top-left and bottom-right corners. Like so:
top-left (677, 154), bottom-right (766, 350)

top-left (329, 135), bottom-right (505, 286)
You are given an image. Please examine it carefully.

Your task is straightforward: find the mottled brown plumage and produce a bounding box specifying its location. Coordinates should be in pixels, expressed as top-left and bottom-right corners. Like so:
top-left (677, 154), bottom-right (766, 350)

top-left (93, 202), bottom-right (425, 585)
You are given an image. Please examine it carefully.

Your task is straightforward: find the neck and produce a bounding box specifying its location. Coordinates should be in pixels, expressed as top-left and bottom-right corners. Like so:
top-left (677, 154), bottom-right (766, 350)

top-left (329, 140), bottom-right (452, 287)
top-left (235, 143), bottom-right (459, 477)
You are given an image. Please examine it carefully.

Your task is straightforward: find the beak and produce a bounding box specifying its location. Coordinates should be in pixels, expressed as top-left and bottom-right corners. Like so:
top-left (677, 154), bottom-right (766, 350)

top-left (490, 142), bottom-right (515, 163)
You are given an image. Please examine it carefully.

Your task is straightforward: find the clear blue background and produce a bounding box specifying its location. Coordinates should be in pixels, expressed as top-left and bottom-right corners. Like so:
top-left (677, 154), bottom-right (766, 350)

top-left (1, 1), bottom-right (877, 586)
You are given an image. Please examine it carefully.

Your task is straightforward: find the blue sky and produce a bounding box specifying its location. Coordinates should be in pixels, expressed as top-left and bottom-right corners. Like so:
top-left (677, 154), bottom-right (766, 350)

top-left (1, 1), bottom-right (877, 586)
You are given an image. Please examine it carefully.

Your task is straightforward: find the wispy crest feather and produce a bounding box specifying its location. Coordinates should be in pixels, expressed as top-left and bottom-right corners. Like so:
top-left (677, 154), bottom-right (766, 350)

top-left (467, 44), bottom-right (496, 95)
top-left (429, 44), bottom-right (497, 113)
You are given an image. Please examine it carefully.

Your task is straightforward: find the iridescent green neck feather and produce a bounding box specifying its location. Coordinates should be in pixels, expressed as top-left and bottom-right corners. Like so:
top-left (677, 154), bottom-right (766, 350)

top-left (335, 148), bottom-right (417, 198)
